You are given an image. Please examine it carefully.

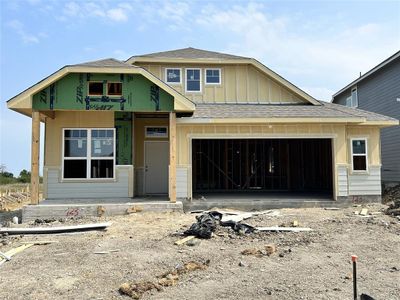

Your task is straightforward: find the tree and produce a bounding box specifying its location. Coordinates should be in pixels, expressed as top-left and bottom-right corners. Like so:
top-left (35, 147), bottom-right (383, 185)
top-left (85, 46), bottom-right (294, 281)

top-left (18, 169), bottom-right (31, 183)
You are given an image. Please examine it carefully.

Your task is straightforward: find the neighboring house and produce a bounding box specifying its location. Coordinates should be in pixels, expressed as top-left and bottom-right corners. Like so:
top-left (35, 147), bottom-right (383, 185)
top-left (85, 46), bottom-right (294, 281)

top-left (332, 51), bottom-right (400, 184)
top-left (6, 47), bottom-right (399, 208)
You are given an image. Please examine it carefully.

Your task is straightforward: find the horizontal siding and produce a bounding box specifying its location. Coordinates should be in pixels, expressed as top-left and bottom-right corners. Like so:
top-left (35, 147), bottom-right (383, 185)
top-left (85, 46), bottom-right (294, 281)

top-left (47, 166), bottom-right (131, 199)
top-left (337, 166), bottom-right (348, 196)
top-left (176, 167), bottom-right (188, 198)
top-left (348, 166), bottom-right (381, 196)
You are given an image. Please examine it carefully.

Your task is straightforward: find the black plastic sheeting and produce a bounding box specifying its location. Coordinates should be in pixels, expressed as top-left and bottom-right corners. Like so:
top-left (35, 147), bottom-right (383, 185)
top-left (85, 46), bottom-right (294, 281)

top-left (184, 211), bottom-right (255, 239)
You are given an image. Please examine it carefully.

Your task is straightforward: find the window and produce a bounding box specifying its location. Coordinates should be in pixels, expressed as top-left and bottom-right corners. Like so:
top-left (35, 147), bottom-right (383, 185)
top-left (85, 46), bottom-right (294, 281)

top-left (346, 87), bottom-right (358, 107)
top-left (63, 129), bottom-right (115, 179)
top-left (88, 82), bottom-right (103, 96)
top-left (186, 69), bottom-right (201, 92)
top-left (205, 69), bottom-right (221, 84)
top-left (351, 139), bottom-right (367, 171)
top-left (145, 126), bottom-right (168, 138)
top-left (165, 68), bottom-right (181, 84)
top-left (107, 82), bottom-right (122, 96)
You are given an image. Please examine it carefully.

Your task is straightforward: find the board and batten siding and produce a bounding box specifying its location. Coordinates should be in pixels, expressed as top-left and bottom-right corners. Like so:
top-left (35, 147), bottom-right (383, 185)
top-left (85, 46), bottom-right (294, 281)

top-left (45, 166), bottom-right (133, 199)
top-left (135, 63), bottom-right (306, 104)
top-left (348, 166), bottom-right (382, 195)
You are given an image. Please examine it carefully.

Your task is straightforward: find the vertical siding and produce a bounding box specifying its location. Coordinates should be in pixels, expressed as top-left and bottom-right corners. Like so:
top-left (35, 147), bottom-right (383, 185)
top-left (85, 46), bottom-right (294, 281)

top-left (136, 63), bottom-right (307, 104)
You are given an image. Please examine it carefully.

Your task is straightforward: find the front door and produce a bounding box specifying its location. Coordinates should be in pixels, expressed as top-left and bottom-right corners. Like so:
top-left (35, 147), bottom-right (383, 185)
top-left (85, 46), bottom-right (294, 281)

top-left (144, 141), bottom-right (169, 194)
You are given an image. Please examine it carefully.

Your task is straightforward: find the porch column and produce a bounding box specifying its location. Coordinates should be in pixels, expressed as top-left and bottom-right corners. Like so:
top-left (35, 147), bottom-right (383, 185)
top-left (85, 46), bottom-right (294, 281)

top-left (169, 112), bottom-right (177, 203)
top-left (31, 110), bottom-right (40, 205)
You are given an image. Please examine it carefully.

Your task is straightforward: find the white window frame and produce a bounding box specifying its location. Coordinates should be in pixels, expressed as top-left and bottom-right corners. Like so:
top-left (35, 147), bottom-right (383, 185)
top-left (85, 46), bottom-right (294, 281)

top-left (106, 82), bottom-right (123, 97)
top-left (62, 128), bottom-right (116, 180)
top-left (205, 68), bottom-right (221, 85)
top-left (350, 138), bottom-right (368, 173)
top-left (351, 87), bottom-right (358, 107)
top-left (145, 126), bottom-right (168, 138)
top-left (185, 68), bottom-right (202, 93)
top-left (88, 81), bottom-right (104, 96)
top-left (165, 68), bottom-right (182, 85)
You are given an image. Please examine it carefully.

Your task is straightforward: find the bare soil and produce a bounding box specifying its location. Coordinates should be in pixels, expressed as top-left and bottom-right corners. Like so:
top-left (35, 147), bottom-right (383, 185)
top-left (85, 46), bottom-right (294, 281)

top-left (0, 204), bottom-right (399, 300)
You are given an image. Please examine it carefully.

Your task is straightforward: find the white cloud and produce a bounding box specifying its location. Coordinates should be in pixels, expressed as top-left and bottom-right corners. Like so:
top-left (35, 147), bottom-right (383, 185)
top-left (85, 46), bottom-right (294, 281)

top-left (7, 19), bottom-right (41, 44)
top-left (195, 2), bottom-right (400, 98)
top-left (60, 1), bottom-right (131, 22)
top-left (107, 8), bottom-right (128, 22)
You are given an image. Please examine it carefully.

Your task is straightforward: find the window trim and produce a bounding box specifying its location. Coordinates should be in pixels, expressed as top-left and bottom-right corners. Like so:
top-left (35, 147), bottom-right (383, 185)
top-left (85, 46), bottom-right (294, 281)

top-left (164, 68), bottom-right (182, 85)
top-left (185, 68), bottom-right (202, 93)
top-left (144, 126), bottom-right (169, 138)
top-left (351, 86), bottom-right (358, 108)
top-left (350, 138), bottom-right (368, 173)
top-left (62, 128), bottom-right (116, 181)
top-left (106, 82), bottom-right (123, 97)
top-left (88, 81), bottom-right (104, 96)
top-left (205, 68), bottom-right (221, 85)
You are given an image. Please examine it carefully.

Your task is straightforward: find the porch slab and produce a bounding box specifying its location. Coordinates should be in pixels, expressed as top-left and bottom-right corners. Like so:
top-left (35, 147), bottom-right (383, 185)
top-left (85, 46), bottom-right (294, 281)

top-left (183, 192), bottom-right (346, 212)
top-left (22, 198), bottom-right (183, 222)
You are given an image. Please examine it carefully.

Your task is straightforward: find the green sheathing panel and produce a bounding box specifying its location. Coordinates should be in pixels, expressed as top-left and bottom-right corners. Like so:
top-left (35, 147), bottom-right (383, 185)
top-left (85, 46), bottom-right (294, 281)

top-left (115, 112), bottom-right (132, 165)
top-left (32, 73), bottom-right (174, 112)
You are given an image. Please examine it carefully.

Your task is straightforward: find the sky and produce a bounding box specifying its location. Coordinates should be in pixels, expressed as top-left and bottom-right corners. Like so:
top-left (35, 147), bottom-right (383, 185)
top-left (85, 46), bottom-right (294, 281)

top-left (0, 0), bottom-right (399, 175)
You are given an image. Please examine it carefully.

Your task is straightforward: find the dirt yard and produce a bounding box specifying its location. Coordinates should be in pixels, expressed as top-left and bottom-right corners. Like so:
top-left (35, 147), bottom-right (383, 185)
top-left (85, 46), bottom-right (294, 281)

top-left (0, 204), bottom-right (399, 300)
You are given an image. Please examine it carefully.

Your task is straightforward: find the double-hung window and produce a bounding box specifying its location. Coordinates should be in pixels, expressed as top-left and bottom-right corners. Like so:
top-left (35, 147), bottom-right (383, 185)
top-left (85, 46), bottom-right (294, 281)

top-left (205, 69), bottom-right (221, 84)
top-left (63, 129), bottom-right (115, 179)
top-left (165, 68), bottom-right (181, 84)
top-left (186, 68), bottom-right (201, 92)
top-left (346, 87), bottom-right (358, 107)
top-left (351, 139), bottom-right (368, 172)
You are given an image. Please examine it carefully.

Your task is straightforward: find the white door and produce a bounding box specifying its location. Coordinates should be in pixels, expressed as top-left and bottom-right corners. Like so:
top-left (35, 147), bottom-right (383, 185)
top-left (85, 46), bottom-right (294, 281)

top-left (145, 141), bottom-right (169, 194)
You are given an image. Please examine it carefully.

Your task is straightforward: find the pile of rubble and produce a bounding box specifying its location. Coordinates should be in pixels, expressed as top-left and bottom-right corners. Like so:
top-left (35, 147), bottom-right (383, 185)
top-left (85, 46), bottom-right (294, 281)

top-left (383, 184), bottom-right (400, 216)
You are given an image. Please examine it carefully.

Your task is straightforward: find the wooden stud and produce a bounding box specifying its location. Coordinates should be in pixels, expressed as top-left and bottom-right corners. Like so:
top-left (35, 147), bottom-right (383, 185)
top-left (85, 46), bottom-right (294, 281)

top-left (169, 112), bottom-right (177, 203)
top-left (31, 110), bottom-right (40, 205)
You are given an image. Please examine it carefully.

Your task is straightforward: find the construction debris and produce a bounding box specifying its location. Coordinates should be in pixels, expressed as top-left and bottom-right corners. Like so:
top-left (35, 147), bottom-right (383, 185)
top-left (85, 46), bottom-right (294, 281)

top-left (241, 244), bottom-right (277, 257)
top-left (174, 235), bottom-right (195, 245)
top-left (0, 244), bottom-right (34, 266)
top-left (256, 226), bottom-right (312, 232)
top-left (126, 205), bottom-right (143, 214)
top-left (119, 260), bottom-right (210, 299)
top-left (360, 208), bottom-right (369, 216)
top-left (0, 222), bottom-right (112, 235)
top-left (94, 249), bottom-right (120, 255)
top-left (119, 281), bottom-right (161, 299)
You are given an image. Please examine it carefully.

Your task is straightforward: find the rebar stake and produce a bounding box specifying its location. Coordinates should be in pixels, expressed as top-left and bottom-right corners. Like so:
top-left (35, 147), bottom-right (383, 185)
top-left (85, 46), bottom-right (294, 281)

top-left (352, 255), bottom-right (358, 300)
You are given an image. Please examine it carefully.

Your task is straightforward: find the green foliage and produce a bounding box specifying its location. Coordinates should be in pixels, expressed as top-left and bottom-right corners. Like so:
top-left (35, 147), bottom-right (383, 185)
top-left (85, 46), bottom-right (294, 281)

top-left (18, 169), bottom-right (31, 183)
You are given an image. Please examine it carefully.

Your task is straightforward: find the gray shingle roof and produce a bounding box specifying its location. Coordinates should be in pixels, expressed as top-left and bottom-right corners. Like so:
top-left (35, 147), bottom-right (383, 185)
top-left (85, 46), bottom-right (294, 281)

top-left (191, 101), bottom-right (397, 122)
top-left (71, 58), bottom-right (133, 68)
top-left (130, 47), bottom-right (249, 60)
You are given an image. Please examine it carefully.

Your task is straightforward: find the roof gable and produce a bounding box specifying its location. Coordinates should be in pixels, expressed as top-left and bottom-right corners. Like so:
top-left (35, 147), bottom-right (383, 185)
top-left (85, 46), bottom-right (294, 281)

top-left (7, 58), bottom-right (195, 115)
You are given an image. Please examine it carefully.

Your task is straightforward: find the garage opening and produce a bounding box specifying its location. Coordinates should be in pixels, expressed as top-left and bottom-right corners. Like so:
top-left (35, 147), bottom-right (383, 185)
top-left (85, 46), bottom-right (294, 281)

top-left (192, 139), bottom-right (333, 196)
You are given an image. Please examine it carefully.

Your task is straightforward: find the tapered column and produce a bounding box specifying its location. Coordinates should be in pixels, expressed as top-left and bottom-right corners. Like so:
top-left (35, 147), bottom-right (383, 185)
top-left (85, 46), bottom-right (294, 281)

top-left (31, 110), bottom-right (40, 205)
top-left (169, 112), bottom-right (177, 203)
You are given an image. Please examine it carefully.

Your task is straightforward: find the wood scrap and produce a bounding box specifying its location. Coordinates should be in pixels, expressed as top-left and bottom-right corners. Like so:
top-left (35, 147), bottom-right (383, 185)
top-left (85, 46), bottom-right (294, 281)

top-left (94, 249), bottom-right (120, 254)
top-left (360, 208), bottom-right (369, 216)
top-left (174, 235), bottom-right (195, 245)
top-left (256, 226), bottom-right (312, 232)
top-left (0, 222), bottom-right (112, 235)
top-left (0, 244), bottom-right (34, 266)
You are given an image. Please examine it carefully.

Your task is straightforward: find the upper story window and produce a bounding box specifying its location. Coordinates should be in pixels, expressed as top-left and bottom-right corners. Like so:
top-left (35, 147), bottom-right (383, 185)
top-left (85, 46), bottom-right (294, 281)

top-left (186, 68), bottom-right (201, 92)
top-left (107, 82), bottom-right (122, 96)
top-left (351, 138), bottom-right (367, 172)
top-left (205, 69), bottom-right (221, 84)
top-left (88, 82), bottom-right (103, 96)
top-left (165, 68), bottom-right (181, 84)
top-left (346, 87), bottom-right (358, 107)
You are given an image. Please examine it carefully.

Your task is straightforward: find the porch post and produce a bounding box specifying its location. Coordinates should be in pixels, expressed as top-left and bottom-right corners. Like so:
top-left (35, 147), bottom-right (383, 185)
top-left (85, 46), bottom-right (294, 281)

top-left (169, 112), bottom-right (177, 203)
top-left (31, 110), bottom-right (40, 205)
